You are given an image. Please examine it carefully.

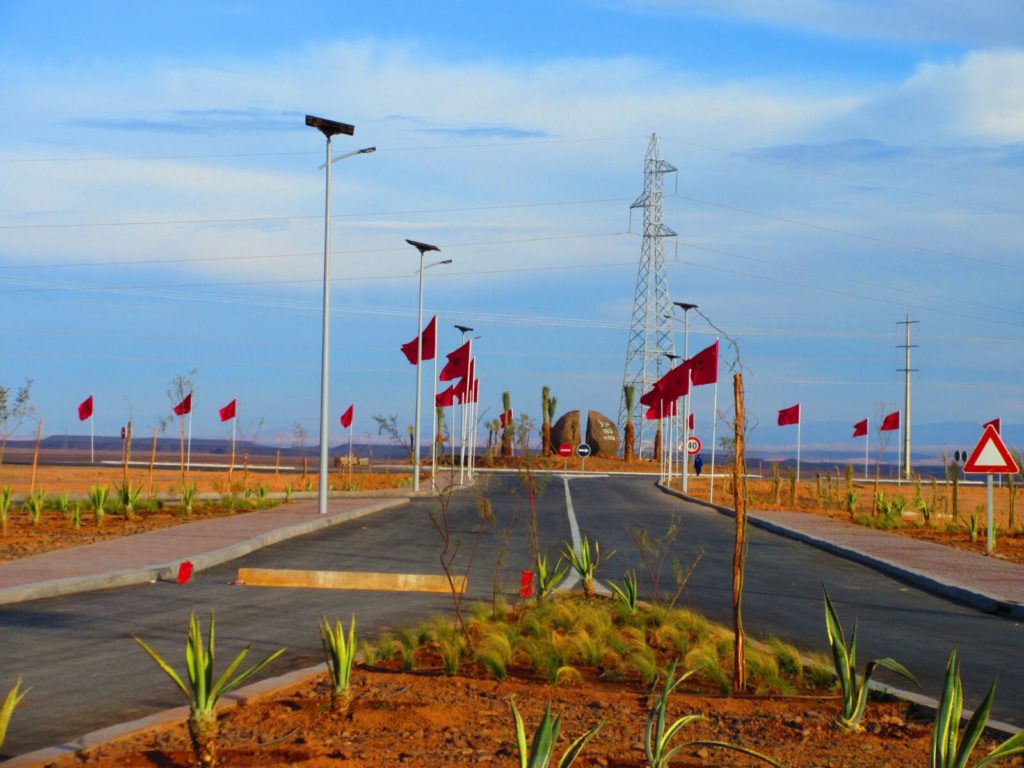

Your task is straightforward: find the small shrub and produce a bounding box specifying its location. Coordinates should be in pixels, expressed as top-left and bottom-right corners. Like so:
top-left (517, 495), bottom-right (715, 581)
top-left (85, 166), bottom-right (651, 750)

top-left (477, 631), bottom-right (513, 681)
top-left (24, 489), bottom-right (46, 526)
top-left (57, 492), bottom-right (71, 520)
top-left (0, 677), bottom-right (28, 752)
top-left (0, 486), bottom-right (13, 536)
top-left (608, 570), bottom-right (639, 614)
top-left (181, 483), bottom-right (198, 516)
top-left (89, 484), bottom-right (109, 526)
top-left (319, 615), bottom-right (357, 711)
top-left (560, 535), bottom-right (615, 599)
top-left (534, 552), bottom-right (568, 601)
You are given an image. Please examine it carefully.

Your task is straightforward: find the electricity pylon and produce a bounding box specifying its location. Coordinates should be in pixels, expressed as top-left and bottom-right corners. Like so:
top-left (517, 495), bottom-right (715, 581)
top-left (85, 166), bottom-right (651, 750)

top-left (618, 134), bottom-right (677, 457)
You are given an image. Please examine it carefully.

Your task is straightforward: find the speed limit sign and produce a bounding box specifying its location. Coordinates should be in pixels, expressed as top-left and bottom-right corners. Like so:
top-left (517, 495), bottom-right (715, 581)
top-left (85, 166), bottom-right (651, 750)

top-left (686, 436), bottom-right (702, 455)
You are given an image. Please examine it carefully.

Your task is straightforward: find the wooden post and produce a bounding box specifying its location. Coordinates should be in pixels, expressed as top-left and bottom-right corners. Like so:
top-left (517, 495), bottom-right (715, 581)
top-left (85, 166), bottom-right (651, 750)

top-left (123, 421), bottom-right (132, 489)
top-left (731, 373), bottom-right (747, 692)
top-left (148, 428), bottom-right (158, 496)
top-left (29, 419), bottom-right (44, 495)
top-left (275, 449), bottom-right (280, 477)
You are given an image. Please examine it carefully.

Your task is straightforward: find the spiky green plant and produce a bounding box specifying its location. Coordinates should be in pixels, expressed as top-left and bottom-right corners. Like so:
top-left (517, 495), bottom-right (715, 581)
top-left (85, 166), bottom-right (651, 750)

top-left (510, 698), bottom-right (602, 768)
top-left (181, 482), bottom-right (198, 516)
top-left (844, 489), bottom-right (857, 518)
top-left (0, 486), bottom-right (12, 536)
top-left (561, 535), bottom-right (615, 598)
top-left (930, 647), bottom-right (1024, 768)
top-left (645, 660), bottom-right (783, 768)
top-left (88, 484), bottom-right (108, 526)
top-left (823, 584), bottom-right (916, 731)
top-left (283, 484), bottom-right (293, 501)
top-left (117, 481), bottom-right (143, 520)
top-left (134, 612), bottom-right (285, 768)
top-left (56, 491), bottom-right (71, 520)
top-left (535, 552), bottom-right (568, 601)
top-left (24, 489), bottom-right (46, 526)
top-left (71, 502), bottom-right (81, 529)
top-left (319, 615), bottom-right (357, 711)
top-left (608, 570), bottom-right (639, 614)
top-left (0, 677), bottom-right (28, 751)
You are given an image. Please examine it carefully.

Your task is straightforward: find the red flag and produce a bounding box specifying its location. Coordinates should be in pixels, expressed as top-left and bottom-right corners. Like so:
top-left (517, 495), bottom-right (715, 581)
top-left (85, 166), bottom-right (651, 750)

top-left (400, 316), bottom-right (437, 365)
top-left (639, 382), bottom-right (663, 408)
top-left (660, 363), bottom-right (691, 400)
top-left (983, 418), bottom-right (1001, 434)
top-left (852, 418), bottom-right (868, 438)
top-left (436, 385), bottom-right (457, 407)
top-left (472, 378), bottom-right (479, 405)
top-left (777, 404), bottom-right (800, 426)
top-left (880, 411), bottom-right (900, 431)
top-left (340, 404), bottom-right (354, 428)
top-left (439, 341), bottom-right (471, 382)
top-left (499, 409), bottom-right (514, 428)
top-left (218, 399), bottom-right (237, 422)
top-left (173, 393), bottom-right (192, 416)
top-left (687, 340), bottom-right (719, 386)
top-left (77, 395), bottom-right (94, 421)
top-left (688, 412), bottom-right (695, 430)
top-left (645, 400), bottom-right (677, 420)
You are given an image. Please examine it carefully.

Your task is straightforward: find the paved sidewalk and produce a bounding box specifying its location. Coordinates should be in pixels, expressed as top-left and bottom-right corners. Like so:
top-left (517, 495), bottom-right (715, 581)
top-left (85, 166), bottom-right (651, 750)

top-left (661, 484), bottom-right (1024, 620)
top-left (0, 496), bottom-right (409, 605)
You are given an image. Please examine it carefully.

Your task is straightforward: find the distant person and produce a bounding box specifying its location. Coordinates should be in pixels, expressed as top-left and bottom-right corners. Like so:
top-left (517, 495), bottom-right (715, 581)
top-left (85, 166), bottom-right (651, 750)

top-left (693, 455), bottom-right (704, 476)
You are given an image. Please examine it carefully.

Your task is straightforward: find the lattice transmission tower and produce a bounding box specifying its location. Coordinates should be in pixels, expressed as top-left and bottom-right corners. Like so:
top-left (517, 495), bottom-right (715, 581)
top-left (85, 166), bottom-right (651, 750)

top-left (618, 134), bottom-right (678, 457)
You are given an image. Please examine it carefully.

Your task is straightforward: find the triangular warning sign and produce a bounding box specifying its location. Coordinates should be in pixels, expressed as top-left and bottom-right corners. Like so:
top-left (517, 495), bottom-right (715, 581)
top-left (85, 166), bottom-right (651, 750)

top-left (963, 424), bottom-right (1019, 474)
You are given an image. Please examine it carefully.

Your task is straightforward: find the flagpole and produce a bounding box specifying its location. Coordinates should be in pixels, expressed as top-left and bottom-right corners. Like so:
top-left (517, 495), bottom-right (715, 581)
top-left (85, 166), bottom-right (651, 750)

top-left (682, 369), bottom-right (692, 494)
top-left (431, 316), bottom-right (438, 485)
top-left (459, 339), bottom-right (472, 484)
top-left (795, 405), bottom-right (801, 485)
top-left (90, 413), bottom-right (94, 465)
top-left (864, 419), bottom-right (869, 481)
top-left (186, 397), bottom-right (193, 471)
top-left (709, 337), bottom-right (720, 503)
top-left (897, 414), bottom-right (902, 486)
top-left (348, 424), bottom-right (353, 479)
top-left (231, 416), bottom-right (236, 476)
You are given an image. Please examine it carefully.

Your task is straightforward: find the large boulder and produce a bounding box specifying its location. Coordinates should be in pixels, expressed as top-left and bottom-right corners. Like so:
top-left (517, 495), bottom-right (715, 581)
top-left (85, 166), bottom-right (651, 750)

top-left (550, 410), bottom-right (581, 451)
top-left (586, 410), bottom-right (620, 456)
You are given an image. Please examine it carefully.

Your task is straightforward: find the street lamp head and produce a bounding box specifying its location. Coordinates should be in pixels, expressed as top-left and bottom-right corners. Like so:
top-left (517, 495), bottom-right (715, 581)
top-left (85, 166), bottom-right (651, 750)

top-left (439, 259), bottom-right (453, 265)
top-left (455, 325), bottom-right (473, 334)
top-left (359, 146), bottom-right (376, 154)
top-left (305, 114), bottom-right (355, 138)
top-left (673, 301), bottom-right (698, 312)
top-left (406, 239), bottom-right (440, 254)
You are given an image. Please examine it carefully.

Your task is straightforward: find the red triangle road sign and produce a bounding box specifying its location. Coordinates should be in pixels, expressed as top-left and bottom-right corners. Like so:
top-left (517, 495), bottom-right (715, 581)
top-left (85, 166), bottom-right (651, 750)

top-left (963, 424), bottom-right (1020, 474)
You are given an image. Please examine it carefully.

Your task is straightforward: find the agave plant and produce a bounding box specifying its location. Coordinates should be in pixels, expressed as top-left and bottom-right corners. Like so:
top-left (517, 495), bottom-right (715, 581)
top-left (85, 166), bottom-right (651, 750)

top-left (134, 611), bottom-right (285, 768)
top-left (117, 481), bottom-right (143, 520)
top-left (0, 486), bottom-right (12, 536)
top-left (561, 535), bottom-right (615, 599)
top-left (822, 584), bottom-right (916, 731)
top-left (0, 677), bottom-right (28, 752)
top-left (181, 482), bottom-right (198, 516)
top-left (510, 698), bottom-right (602, 768)
top-left (57, 491), bottom-right (71, 520)
top-left (645, 660), bottom-right (784, 768)
top-left (930, 647), bottom-right (1024, 768)
top-left (319, 615), bottom-right (357, 711)
top-left (23, 489), bottom-right (46, 526)
top-left (88, 484), bottom-right (109, 526)
top-left (608, 570), bottom-right (639, 614)
top-left (534, 551), bottom-right (568, 601)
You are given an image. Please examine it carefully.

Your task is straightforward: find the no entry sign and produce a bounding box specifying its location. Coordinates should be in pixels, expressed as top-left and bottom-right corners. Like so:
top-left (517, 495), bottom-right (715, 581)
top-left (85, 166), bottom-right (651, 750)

top-left (558, 442), bottom-right (573, 457)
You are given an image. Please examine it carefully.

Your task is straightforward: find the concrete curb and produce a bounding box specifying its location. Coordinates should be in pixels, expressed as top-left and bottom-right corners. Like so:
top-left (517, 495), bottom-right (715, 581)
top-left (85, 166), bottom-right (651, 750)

top-left (656, 482), bottom-right (1024, 621)
top-left (0, 498), bottom-right (408, 606)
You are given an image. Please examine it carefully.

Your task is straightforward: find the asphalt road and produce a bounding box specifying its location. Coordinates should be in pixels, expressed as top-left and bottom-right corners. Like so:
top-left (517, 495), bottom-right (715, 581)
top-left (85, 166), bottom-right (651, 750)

top-left (2, 472), bottom-right (1020, 759)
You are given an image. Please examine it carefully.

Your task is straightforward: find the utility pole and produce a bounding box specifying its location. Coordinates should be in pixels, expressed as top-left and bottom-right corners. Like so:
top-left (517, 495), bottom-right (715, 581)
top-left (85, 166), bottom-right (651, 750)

top-left (897, 315), bottom-right (919, 480)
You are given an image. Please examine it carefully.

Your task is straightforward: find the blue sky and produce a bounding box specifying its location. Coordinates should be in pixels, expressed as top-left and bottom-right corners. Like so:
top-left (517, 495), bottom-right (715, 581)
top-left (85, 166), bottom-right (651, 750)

top-left (1, 1), bottom-right (1022, 457)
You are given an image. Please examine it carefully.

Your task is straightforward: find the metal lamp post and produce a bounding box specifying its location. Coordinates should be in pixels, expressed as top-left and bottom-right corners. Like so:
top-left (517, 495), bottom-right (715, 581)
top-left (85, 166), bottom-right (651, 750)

top-left (305, 113), bottom-right (373, 514)
top-left (661, 351), bottom-right (680, 485)
top-left (406, 239), bottom-right (447, 492)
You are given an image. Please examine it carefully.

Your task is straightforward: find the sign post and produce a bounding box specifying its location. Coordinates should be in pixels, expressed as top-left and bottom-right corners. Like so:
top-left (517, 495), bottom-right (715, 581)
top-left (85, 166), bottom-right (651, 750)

top-left (576, 442), bottom-right (592, 472)
top-left (962, 424), bottom-right (1020, 554)
top-left (558, 442), bottom-right (573, 472)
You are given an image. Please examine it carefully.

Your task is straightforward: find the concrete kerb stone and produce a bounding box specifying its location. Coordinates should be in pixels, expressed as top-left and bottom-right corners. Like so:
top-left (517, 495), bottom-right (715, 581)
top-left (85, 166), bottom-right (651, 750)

top-left (655, 482), bottom-right (1024, 621)
top-left (0, 498), bottom-right (409, 606)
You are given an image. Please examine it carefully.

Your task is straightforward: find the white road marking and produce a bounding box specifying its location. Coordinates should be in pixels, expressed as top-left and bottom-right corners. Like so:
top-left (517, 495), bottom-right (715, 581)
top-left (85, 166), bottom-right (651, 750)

top-left (555, 475), bottom-right (610, 596)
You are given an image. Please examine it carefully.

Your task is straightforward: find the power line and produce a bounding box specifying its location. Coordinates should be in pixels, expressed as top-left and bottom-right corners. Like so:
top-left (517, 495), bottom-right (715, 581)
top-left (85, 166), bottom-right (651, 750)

top-left (0, 196), bottom-right (629, 231)
top-left (671, 193), bottom-right (1021, 272)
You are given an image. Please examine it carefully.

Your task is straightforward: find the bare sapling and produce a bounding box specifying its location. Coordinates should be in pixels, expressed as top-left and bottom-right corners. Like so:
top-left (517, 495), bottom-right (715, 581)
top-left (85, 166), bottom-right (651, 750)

top-left (731, 372), bottom-right (747, 692)
top-left (28, 418), bottom-right (43, 495)
top-left (428, 480), bottom-right (479, 639)
top-left (0, 379), bottom-right (34, 467)
top-left (501, 391), bottom-right (513, 458)
top-left (626, 516), bottom-right (679, 606)
top-left (541, 385), bottom-right (552, 455)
